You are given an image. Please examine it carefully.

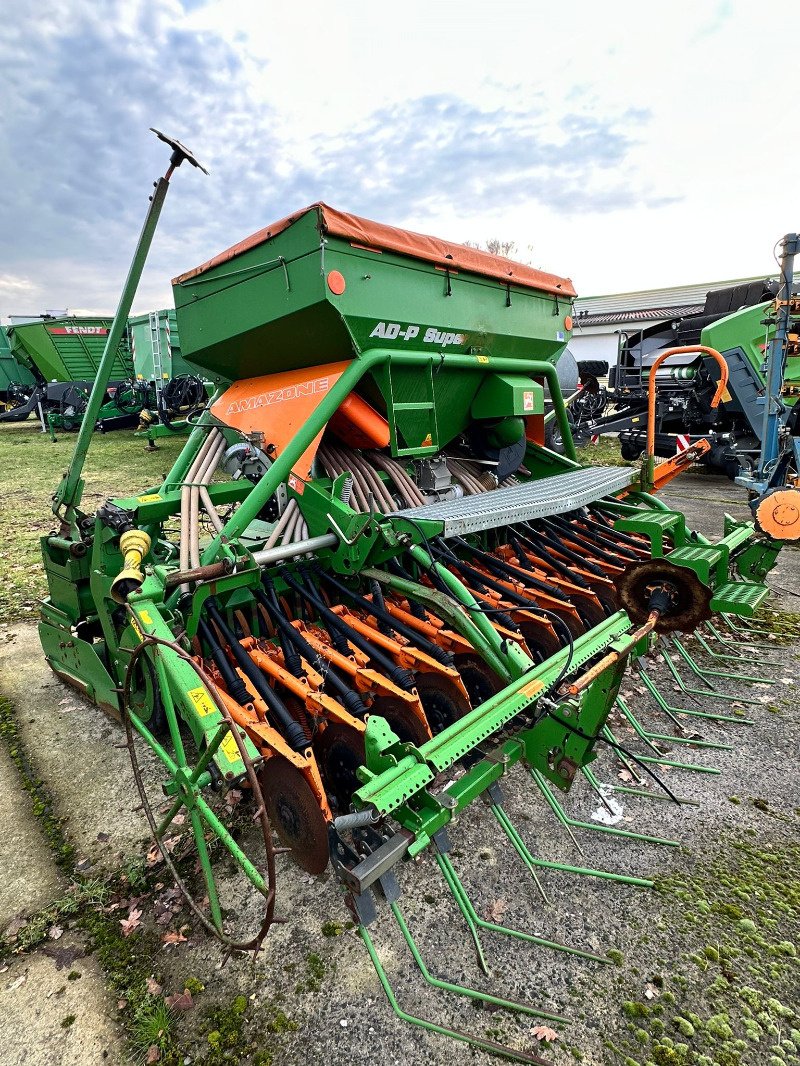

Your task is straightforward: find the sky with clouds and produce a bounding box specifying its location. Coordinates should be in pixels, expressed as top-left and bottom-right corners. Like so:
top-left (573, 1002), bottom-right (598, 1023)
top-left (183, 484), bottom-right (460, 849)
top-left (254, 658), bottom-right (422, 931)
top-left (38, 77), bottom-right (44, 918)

top-left (0, 0), bottom-right (797, 318)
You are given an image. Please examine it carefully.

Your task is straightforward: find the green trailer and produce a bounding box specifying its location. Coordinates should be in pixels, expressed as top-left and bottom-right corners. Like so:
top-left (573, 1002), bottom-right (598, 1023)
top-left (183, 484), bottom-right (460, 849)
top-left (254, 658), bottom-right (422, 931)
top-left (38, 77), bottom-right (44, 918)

top-left (8, 315), bottom-right (133, 383)
top-left (0, 324), bottom-right (36, 405)
top-left (127, 309), bottom-right (214, 444)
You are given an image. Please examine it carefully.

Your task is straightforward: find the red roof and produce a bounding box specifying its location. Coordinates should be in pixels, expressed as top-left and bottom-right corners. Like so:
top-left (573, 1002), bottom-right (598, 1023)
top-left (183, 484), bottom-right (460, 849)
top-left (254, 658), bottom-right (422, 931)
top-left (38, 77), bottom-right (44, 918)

top-left (173, 203), bottom-right (576, 298)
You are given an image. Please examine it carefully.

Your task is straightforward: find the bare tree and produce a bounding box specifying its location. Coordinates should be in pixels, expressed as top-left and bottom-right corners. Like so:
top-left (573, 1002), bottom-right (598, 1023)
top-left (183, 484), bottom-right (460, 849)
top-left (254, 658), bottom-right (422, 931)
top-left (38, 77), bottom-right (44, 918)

top-left (464, 239), bottom-right (534, 263)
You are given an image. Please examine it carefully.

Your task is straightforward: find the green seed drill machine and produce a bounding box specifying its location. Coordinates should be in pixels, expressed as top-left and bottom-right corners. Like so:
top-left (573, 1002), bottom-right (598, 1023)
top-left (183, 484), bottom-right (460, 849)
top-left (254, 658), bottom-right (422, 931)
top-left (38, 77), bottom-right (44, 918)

top-left (39, 132), bottom-right (788, 1062)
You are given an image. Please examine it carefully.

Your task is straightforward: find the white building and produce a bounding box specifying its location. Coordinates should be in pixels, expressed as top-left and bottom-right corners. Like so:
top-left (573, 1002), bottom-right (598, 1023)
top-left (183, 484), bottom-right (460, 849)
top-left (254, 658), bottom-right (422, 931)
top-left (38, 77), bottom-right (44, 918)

top-left (570, 275), bottom-right (777, 368)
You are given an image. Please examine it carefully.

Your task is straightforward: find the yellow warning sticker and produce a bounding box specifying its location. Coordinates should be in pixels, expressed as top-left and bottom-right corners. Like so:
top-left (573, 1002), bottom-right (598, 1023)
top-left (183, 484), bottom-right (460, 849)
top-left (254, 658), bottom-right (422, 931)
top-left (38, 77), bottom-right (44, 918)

top-left (421, 433), bottom-right (433, 447)
top-left (137, 493), bottom-right (162, 504)
top-left (476, 355), bottom-right (490, 364)
top-left (721, 387), bottom-right (732, 403)
top-left (220, 731), bottom-right (242, 764)
top-left (187, 686), bottom-right (216, 718)
top-left (130, 616), bottom-right (143, 639)
top-left (138, 610), bottom-right (153, 626)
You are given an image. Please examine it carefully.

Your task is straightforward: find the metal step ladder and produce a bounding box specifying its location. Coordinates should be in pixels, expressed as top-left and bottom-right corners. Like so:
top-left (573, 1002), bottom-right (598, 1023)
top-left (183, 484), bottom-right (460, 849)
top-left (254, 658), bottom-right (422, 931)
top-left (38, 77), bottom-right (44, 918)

top-left (150, 311), bottom-right (164, 406)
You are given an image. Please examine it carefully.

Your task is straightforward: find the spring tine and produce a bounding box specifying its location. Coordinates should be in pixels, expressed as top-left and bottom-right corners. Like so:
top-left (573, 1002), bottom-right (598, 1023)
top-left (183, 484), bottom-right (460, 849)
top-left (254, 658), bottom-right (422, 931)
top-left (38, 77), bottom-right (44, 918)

top-left (437, 853), bottom-right (612, 963)
top-left (359, 925), bottom-right (553, 1066)
top-left (602, 726), bottom-right (720, 777)
top-left (530, 767), bottom-right (680, 845)
top-left (437, 849), bottom-right (491, 974)
top-left (635, 660), bottom-right (756, 722)
top-left (616, 696), bottom-right (733, 753)
top-left (389, 902), bottom-right (568, 1023)
top-left (693, 629), bottom-right (781, 667)
top-left (582, 766), bottom-right (699, 807)
top-left (656, 645), bottom-right (762, 709)
top-left (491, 803), bottom-right (654, 887)
top-left (720, 614), bottom-right (779, 638)
top-left (671, 636), bottom-right (775, 685)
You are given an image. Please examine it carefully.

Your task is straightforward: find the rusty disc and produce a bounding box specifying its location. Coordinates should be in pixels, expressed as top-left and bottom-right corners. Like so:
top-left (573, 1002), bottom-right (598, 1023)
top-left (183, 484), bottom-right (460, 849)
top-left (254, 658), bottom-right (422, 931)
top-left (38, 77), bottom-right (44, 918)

top-left (313, 723), bottom-right (366, 814)
top-left (618, 560), bottom-right (712, 634)
top-left (369, 696), bottom-right (431, 746)
top-left (415, 673), bottom-right (472, 734)
top-left (453, 654), bottom-right (504, 706)
top-left (259, 757), bottom-right (330, 876)
top-left (754, 487), bottom-right (800, 541)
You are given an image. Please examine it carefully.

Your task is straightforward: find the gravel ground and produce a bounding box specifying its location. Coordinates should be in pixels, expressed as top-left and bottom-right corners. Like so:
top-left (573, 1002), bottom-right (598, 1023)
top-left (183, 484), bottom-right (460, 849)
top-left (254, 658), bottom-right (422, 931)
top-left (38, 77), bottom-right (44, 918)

top-left (0, 468), bottom-right (798, 1066)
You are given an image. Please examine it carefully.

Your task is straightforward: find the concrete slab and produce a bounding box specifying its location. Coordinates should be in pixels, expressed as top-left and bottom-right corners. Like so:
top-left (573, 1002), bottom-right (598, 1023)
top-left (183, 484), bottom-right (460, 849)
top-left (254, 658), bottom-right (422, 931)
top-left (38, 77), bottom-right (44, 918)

top-left (0, 945), bottom-right (128, 1065)
top-left (0, 742), bottom-right (65, 933)
top-left (0, 627), bottom-right (157, 875)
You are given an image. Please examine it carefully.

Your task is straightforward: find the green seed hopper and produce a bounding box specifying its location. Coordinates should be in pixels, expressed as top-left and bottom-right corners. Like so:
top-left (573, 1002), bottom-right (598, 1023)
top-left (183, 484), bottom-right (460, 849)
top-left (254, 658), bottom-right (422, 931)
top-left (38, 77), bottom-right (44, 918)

top-left (42, 146), bottom-right (788, 1064)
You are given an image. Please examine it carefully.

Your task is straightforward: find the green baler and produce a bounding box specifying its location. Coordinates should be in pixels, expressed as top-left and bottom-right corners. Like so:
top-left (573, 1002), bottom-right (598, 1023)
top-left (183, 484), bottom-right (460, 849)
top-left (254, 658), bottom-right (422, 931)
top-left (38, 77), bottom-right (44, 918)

top-left (41, 148), bottom-right (789, 1063)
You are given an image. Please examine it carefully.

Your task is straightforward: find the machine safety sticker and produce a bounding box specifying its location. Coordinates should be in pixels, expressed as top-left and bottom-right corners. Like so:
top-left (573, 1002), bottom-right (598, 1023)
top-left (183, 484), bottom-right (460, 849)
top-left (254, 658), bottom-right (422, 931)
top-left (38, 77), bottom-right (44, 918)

top-left (220, 731), bottom-right (242, 764)
top-left (137, 493), bottom-right (162, 504)
top-left (523, 391), bottom-right (534, 411)
top-left (187, 686), bottom-right (216, 718)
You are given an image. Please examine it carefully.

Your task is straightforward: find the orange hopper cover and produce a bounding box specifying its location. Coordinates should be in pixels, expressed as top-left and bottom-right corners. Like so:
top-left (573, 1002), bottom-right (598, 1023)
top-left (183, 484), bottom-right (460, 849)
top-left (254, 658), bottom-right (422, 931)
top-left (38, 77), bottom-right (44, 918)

top-left (174, 203), bottom-right (576, 299)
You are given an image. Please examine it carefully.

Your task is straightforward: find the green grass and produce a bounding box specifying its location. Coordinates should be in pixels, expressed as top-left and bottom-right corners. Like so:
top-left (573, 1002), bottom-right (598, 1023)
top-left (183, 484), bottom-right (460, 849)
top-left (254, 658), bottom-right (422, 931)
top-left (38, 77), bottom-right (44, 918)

top-left (0, 419), bottom-right (631, 623)
top-left (0, 422), bottom-right (183, 621)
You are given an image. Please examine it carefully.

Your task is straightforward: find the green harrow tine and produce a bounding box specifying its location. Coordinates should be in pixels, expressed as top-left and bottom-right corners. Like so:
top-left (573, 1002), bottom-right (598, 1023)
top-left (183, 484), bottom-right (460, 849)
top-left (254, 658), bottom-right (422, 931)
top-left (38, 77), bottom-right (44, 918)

top-left (671, 637), bottom-right (775, 685)
top-left (491, 803), bottom-right (654, 887)
top-left (530, 767), bottom-right (680, 845)
top-left (602, 726), bottom-right (720, 776)
top-left (390, 902), bottom-right (569, 1023)
top-left (359, 925), bottom-right (552, 1066)
top-left (437, 853), bottom-right (610, 966)
top-left (616, 696), bottom-right (733, 753)
top-left (582, 766), bottom-right (699, 807)
top-left (719, 615), bottom-right (781, 641)
top-left (655, 646), bottom-right (761, 709)
top-left (635, 661), bottom-right (756, 722)
top-left (694, 629), bottom-right (781, 667)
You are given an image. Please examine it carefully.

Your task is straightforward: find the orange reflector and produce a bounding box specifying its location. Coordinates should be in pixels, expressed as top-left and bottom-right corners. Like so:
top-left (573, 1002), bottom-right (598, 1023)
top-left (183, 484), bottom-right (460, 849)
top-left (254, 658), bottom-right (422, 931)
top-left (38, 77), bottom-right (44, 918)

top-left (564, 315), bottom-right (573, 331)
top-left (327, 270), bottom-right (346, 295)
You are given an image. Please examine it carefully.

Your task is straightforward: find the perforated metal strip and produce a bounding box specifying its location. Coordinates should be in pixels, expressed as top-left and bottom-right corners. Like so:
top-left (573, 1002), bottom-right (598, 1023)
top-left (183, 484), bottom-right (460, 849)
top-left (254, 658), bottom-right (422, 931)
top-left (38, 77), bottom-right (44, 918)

top-left (394, 466), bottom-right (635, 537)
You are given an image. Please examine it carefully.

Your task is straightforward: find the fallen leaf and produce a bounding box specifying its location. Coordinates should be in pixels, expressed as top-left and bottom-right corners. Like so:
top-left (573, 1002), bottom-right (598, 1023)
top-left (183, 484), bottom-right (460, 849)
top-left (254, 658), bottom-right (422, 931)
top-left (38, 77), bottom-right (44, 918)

top-left (644, 982), bottom-right (660, 999)
top-left (41, 944), bottom-right (86, 970)
top-left (225, 789), bottom-right (243, 810)
top-left (48, 926), bottom-right (64, 940)
top-left (161, 836), bottom-right (181, 855)
top-left (486, 898), bottom-right (507, 921)
top-left (161, 931), bottom-right (187, 945)
top-left (146, 1048), bottom-right (161, 1065)
top-left (531, 1025), bottom-right (559, 1043)
top-left (617, 769), bottom-right (634, 783)
top-left (165, 989), bottom-right (194, 1011)
top-left (146, 844), bottom-right (164, 867)
top-left (4, 916), bottom-right (26, 941)
top-left (120, 907), bottom-right (143, 938)
top-left (118, 998), bottom-right (128, 1010)
top-left (6, 974), bottom-right (26, 992)
top-left (146, 977), bottom-right (162, 997)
